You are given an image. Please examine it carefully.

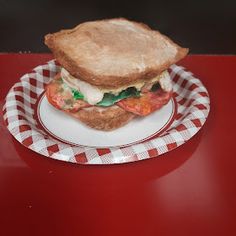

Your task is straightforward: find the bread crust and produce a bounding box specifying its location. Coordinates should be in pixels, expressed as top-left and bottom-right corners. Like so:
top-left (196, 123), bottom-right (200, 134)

top-left (45, 18), bottom-right (188, 89)
top-left (67, 106), bottom-right (135, 131)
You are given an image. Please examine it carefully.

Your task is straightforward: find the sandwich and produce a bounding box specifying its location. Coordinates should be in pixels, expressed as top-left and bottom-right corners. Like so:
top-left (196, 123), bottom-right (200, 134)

top-left (44, 18), bottom-right (188, 131)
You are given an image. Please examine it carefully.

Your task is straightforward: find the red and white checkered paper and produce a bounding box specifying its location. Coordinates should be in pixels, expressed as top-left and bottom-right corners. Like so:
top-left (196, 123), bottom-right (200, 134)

top-left (3, 60), bottom-right (210, 164)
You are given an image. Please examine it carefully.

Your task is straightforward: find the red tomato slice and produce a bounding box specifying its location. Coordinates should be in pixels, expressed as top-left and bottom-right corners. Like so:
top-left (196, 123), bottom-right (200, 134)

top-left (46, 74), bottom-right (91, 112)
top-left (117, 90), bottom-right (172, 116)
top-left (45, 78), bottom-right (63, 110)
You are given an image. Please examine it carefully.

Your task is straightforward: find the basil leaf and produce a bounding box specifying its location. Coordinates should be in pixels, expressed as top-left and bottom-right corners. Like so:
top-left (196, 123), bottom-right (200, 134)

top-left (97, 87), bottom-right (140, 107)
top-left (71, 89), bottom-right (84, 100)
top-left (151, 83), bottom-right (161, 92)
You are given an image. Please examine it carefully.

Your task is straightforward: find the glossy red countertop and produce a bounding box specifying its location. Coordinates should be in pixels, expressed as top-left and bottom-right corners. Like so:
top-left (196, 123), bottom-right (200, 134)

top-left (0, 54), bottom-right (236, 236)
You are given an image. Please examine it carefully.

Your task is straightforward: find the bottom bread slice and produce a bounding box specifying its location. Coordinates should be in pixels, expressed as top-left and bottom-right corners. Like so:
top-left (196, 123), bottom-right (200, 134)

top-left (68, 106), bottom-right (135, 131)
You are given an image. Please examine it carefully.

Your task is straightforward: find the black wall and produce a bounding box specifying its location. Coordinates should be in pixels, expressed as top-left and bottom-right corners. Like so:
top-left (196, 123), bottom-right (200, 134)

top-left (1, 0), bottom-right (235, 54)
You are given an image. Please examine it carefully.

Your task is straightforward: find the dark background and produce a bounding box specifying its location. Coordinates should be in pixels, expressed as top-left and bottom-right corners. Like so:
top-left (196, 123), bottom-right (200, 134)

top-left (0, 0), bottom-right (235, 54)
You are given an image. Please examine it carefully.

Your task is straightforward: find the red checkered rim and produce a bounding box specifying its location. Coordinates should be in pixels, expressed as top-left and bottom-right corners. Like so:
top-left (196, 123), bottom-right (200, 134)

top-left (2, 60), bottom-right (210, 164)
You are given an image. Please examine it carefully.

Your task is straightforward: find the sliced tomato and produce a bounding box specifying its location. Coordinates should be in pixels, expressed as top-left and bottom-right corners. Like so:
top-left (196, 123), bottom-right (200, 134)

top-left (46, 78), bottom-right (63, 110)
top-left (68, 99), bottom-right (91, 113)
top-left (46, 74), bottom-right (91, 112)
top-left (117, 90), bottom-right (172, 116)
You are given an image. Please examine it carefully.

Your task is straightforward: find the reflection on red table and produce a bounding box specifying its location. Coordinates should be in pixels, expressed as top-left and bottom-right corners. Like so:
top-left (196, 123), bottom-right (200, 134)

top-left (0, 54), bottom-right (236, 236)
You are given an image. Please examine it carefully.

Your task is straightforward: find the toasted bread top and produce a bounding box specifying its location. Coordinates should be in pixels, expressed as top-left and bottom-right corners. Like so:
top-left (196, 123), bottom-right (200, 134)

top-left (45, 18), bottom-right (188, 89)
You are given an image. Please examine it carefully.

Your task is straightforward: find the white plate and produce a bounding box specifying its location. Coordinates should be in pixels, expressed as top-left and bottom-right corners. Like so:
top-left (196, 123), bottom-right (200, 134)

top-left (3, 60), bottom-right (210, 164)
top-left (38, 95), bottom-right (176, 147)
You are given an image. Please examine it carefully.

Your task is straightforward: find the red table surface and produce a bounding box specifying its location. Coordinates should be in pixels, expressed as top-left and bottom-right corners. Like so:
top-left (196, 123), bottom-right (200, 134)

top-left (0, 54), bottom-right (236, 236)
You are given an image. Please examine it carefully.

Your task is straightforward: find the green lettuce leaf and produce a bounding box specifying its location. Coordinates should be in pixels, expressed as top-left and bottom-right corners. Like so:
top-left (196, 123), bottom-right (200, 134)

top-left (97, 87), bottom-right (140, 107)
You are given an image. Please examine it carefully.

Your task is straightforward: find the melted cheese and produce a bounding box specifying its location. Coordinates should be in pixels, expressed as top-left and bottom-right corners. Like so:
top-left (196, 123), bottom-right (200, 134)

top-left (61, 68), bottom-right (170, 105)
top-left (61, 68), bottom-right (103, 105)
top-left (159, 71), bottom-right (172, 92)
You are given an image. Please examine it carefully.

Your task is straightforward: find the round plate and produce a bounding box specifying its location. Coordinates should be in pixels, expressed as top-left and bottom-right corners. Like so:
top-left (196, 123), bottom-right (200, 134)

top-left (37, 95), bottom-right (176, 148)
top-left (3, 60), bottom-right (210, 164)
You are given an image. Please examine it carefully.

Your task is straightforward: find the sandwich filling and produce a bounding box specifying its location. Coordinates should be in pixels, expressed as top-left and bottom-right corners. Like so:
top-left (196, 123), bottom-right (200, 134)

top-left (46, 68), bottom-right (173, 116)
